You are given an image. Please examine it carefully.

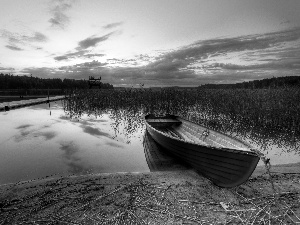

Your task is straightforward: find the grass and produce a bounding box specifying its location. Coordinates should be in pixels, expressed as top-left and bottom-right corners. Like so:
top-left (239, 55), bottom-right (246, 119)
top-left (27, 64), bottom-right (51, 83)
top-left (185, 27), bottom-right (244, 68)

top-left (63, 88), bottom-right (300, 148)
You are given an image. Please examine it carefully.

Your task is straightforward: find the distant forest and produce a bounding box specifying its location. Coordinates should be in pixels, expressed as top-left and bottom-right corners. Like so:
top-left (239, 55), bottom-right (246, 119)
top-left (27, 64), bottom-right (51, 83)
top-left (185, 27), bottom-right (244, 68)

top-left (199, 76), bottom-right (300, 89)
top-left (0, 73), bottom-right (114, 89)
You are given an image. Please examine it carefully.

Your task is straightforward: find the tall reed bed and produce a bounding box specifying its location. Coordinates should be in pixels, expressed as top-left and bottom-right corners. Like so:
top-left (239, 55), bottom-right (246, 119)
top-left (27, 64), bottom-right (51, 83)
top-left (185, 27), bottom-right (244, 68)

top-left (63, 88), bottom-right (300, 150)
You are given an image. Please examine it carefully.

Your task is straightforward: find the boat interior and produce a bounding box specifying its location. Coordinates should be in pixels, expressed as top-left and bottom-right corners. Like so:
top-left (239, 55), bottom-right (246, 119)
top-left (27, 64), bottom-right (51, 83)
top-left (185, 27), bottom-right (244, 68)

top-left (146, 117), bottom-right (251, 151)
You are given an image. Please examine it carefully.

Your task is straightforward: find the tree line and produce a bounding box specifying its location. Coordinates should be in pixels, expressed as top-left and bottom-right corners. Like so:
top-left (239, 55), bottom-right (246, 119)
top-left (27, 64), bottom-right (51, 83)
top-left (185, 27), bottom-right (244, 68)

top-left (199, 76), bottom-right (300, 89)
top-left (0, 73), bottom-right (114, 89)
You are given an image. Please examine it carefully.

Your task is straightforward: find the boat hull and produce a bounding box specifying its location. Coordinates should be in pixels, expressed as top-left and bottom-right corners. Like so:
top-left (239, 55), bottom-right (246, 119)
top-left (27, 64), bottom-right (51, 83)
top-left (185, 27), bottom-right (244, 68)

top-left (143, 130), bottom-right (191, 172)
top-left (145, 115), bottom-right (260, 188)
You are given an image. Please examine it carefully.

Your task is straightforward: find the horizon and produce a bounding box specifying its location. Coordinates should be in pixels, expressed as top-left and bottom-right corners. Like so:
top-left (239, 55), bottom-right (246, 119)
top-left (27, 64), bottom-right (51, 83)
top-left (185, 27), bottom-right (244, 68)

top-left (0, 0), bottom-right (300, 88)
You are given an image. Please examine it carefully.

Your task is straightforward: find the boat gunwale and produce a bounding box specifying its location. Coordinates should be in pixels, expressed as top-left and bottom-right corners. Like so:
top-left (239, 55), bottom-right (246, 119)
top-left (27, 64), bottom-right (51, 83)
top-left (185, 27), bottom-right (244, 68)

top-left (145, 114), bottom-right (258, 157)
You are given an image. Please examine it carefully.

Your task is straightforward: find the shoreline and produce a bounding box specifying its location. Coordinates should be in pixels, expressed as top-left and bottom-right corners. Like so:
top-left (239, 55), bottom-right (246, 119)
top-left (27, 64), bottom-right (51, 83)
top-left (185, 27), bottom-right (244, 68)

top-left (1, 161), bottom-right (299, 187)
top-left (1, 165), bottom-right (300, 224)
top-left (1, 168), bottom-right (300, 224)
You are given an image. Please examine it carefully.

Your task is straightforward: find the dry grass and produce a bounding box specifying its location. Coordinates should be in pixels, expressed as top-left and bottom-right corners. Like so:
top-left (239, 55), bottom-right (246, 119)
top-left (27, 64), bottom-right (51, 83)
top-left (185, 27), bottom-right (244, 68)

top-left (1, 171), bottom-right (299, 224)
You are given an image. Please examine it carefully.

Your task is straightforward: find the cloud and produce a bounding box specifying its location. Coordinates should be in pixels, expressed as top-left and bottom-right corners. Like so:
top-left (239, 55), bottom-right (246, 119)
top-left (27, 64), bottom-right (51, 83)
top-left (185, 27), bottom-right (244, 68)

top-left (0, 66), bottom-right (15, 71)
top-left (54, 50), bottom-right (87, 61)
top-left (48, 0), bottom-right (75, 29)
top-left (0, 29), bottom-right (48, 43)
top-left (22, 27), bottom-right (300, 86)
top-left (54, 50), bottom-right (105, 61)
top-left (207, 61), bottom-right (300, 70)
top-left (0, 29), bottom-right (48, 51)
top-left (77, 31), bottom-right (120, 50)
top-left (20, 67), bottom-right (62, 78)
top-left (102, 22), bottom-right (123, 29)
top-left (53, 31), bottom-right (118, 61)
top-left (58, 60), bottom-right (107, 71)
top-left (160, 27), bottom-right (300, 66)
top-left (135, 27), bottom-right (300, 84)
top-left (5, 45), bottom-right (24, 51)
top-left (28, 32), bottom-right (48, 42)
top-left (84, 53), bottom-right (106, 58)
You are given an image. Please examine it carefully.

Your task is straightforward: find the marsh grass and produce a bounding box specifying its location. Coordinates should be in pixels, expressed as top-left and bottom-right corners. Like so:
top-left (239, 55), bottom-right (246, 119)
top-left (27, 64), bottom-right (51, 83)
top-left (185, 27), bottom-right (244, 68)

top-left (63, 88), bottom-right (300, 153)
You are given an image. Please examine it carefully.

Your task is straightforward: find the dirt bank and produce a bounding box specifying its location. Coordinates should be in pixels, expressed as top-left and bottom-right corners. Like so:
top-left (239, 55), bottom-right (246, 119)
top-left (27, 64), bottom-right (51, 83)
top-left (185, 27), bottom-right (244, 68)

top-left (1, 164), bottom-right (300, 224)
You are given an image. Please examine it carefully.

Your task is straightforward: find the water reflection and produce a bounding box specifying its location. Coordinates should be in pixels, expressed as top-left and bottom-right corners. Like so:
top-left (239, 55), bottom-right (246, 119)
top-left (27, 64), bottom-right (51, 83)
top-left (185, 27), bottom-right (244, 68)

top-left (0, 102), bottom-right (149, 185)
top-left (59, 141), bottom-right (93, 174)
top-left (81, 125), bottom-right (112, 138)
top-left (63, 93), bottom-right (300, 168)
top-left (16, 124), bottom-right (32, 129)
top-left (1, 94), bottom-right (299, 185)
top-left (143, 131), bottom-right (190, 171)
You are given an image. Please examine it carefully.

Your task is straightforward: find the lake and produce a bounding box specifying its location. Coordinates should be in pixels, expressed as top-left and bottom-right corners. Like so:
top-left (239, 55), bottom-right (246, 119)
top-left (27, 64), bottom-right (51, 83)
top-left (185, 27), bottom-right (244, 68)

top-left (0, 100), bottom-right (299, 185)
top-left (0, 101), bottom-right (150, 185)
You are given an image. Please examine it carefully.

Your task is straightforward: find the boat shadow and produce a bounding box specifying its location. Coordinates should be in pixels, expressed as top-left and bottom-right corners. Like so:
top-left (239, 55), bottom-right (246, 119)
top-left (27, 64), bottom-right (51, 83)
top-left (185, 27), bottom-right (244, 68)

top-left (143, 130), bottom-right (192, 172)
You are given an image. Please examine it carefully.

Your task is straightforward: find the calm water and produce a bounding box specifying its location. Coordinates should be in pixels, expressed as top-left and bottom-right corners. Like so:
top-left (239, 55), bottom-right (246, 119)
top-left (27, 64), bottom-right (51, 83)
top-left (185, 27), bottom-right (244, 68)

top-left (0, 101), bottom-right (149, 185)
top-left (0, 101), bottom-right (299, 185)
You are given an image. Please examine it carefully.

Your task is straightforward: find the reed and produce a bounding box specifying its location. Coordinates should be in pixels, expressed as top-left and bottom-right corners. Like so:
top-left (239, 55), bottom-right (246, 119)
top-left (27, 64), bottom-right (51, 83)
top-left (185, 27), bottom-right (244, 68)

top-left (63, 88), bottom-right (300, 151)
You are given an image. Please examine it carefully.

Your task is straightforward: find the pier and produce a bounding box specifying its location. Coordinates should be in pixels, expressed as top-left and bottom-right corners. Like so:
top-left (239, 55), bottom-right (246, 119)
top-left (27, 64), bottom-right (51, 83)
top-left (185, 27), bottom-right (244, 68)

top-left (0, 96), bottom-right (65, 111)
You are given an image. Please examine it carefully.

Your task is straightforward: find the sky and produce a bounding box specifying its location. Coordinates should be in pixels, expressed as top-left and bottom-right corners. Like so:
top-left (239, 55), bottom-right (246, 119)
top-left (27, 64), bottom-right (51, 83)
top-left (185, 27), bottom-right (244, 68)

top-left (0, 0), bottom-right (300, 87)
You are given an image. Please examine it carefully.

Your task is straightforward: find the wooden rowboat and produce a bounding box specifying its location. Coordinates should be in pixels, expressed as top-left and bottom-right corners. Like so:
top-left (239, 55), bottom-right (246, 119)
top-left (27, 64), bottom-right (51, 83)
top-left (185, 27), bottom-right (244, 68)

top-left (145, 114), bottom-right (260, 188)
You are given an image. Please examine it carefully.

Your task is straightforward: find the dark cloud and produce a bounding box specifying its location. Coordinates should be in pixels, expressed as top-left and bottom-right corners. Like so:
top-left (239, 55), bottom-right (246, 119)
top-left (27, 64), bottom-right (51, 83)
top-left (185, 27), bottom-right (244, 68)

top-left (20, 67), bottom-right (62, 78)
top-left (58, 60), bottom-right (107, 71)
top-left (0, 66), bottom-right (15, 71)
top-left (102, 22), bottom-right (123, 29)
top-left (158, 27), bottom-right (300, 67)
top-left (281, 19), bottom-right (291, 25)
top-left (22, 27), bottom-right (300, 86)
top-left (77, 31), bottom-right (120, 50)
top-left (84, 53), bottom-right (105, 58)
top-left (54, 50), bottom-right (87, 61)
top-left (54, 50), bottom-right (105, 61)
top-left (208, 61), bottom-right (300, 70)
top-left (53, 31), bottom-right (117, 61)
top-left (5, 45), bottom-right (23, 51)
top-left (0, 29), bottom-right (48, 43)
top-left (48, 0), bottom-right (74, 29)
top-left (29, 32), bottom-right (48, 42)
top-left (0, 29), bottom-right (48, 52)
top-left (134, 27), bottom-right (300, 85)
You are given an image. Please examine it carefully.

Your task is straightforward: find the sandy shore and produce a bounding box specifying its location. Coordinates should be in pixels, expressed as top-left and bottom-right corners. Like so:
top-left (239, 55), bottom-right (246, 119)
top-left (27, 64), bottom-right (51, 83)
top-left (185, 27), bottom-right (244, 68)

top-left (1, 164), bottom-right (300, 224)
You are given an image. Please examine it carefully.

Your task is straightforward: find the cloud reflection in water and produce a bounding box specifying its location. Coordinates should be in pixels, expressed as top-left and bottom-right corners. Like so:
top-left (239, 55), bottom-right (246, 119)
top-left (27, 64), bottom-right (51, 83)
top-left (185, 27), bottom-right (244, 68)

top-left (81, 125), bottom-right (111, 138)
top-left (14, 125), bottom-right (57, 142)
top-left (59, 141), bottom-right (92, 174)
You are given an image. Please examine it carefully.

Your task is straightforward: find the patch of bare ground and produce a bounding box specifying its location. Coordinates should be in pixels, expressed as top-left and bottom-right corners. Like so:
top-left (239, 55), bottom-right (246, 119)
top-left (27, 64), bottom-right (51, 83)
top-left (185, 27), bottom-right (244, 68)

top-left (0, 167), bottom-right (300, 224)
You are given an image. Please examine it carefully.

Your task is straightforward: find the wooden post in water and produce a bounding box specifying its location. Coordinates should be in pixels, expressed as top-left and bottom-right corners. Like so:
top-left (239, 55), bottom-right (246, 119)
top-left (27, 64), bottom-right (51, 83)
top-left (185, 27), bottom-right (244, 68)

top-left (47, 87), bottom-right (50, 103)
